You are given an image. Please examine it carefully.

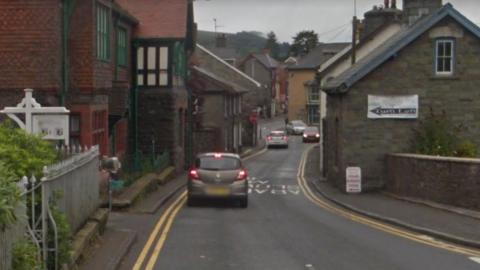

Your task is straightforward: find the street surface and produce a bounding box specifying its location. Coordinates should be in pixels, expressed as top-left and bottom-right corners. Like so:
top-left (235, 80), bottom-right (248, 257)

top-left (120, 123), bottom-right (480, 270)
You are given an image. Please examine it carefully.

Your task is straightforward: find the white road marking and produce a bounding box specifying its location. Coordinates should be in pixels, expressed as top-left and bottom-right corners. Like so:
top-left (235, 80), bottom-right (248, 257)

top-left (255, 188), bottom-right (269, 194)
top-left (287, 185), bottom-right (300, 195)
top-left (469, 257), bottom-right (480, 264)
top-left (271, 185), bottom-right (287, 195)
top-left (258, 180), bottom-right (269, 185)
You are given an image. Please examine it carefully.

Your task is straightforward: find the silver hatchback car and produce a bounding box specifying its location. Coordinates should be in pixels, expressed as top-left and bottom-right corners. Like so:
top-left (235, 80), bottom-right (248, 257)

top-left (187, 153), bottom-right (248, 208)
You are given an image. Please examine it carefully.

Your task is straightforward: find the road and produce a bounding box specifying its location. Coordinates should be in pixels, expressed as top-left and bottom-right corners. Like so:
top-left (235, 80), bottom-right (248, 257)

top-left (124, 130), bottom-right (480, 270)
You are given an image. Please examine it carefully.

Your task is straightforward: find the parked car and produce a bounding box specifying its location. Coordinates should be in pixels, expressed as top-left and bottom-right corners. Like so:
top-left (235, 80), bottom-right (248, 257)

top-left (187, 153), bottom-right (248, 208)
top-left (266, 130), bottom-right (289, 148)
top-left (286, 120), bottom-right (307, 135)
top-left (303, 126), bottom-right (320, 143)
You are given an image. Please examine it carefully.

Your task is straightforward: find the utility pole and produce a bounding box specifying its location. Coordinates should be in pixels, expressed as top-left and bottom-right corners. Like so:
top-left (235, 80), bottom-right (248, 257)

top-left (213, 18), bottom-right (224, 33)
top-left (351, 0), bottom-right (358, 65)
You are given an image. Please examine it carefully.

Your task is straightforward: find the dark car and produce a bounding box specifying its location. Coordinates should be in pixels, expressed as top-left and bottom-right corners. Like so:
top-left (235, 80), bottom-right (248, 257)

top-left (187, 153), bottom-right (248, 208)
top-left (302, 126), bottom-right (320, 143)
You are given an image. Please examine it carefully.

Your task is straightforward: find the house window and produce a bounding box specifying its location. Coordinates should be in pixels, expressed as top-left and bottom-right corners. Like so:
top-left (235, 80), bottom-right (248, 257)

top-left (117, 27), bottom-right (127, 66)
top-left (70, 114), bottom-right (81, 147)
top-left (136, 46), bottom-right (170, 87)
top-left (307, 85), bottom-right (320, 103)
top-left (435, 39), bottom-right (454, 75)
top-left (96, 4), bottom-right (109, 61)
top-left (307, 105), bottom-right (320, 124)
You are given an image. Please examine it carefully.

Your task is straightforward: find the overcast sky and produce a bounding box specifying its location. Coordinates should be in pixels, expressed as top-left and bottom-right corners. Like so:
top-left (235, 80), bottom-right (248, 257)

top-left (194, 0), bottom-right (480, 43)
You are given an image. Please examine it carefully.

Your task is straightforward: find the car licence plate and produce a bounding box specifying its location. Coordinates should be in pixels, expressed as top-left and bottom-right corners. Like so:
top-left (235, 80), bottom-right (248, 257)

top-left (206, 186), bottom-right (230, 196)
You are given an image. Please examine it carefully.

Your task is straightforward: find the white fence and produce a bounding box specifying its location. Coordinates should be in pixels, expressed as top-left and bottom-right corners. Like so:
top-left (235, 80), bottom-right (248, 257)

top-left (0, 145), bottom-right (100, 270)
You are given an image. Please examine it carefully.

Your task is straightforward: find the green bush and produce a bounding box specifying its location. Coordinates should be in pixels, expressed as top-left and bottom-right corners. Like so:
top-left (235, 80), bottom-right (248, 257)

top-left (0, 121), bottom-right (57, 178)
top-left (12, 238), bottom-right (40, 270)
top-left (454, 140), bottom-right (477, 158)
top-left (413, 109), bottom-right (478, 158)
top-left (0, 161), bottom-right (20, 230)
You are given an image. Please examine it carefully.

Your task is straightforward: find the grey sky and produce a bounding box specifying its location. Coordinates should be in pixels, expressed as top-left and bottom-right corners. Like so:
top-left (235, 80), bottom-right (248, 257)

top-left (194, 0), bottom-right (480, 43)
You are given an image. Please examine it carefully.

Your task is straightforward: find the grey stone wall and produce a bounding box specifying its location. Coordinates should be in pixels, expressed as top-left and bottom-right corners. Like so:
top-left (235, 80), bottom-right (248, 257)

top-left (387, 153), bottom-right (480, 210)
top-left (325, 18), bottom-right (480, 190)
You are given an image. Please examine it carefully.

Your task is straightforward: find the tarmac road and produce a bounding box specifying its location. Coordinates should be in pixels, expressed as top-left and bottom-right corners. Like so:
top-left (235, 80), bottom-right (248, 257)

top-left (126, 135), bottom-right (480, 270)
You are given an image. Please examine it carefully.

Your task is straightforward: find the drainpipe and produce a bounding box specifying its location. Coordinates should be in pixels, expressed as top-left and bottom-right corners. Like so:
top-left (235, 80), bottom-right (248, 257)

top-left (351, 16), bottom-right (358, 65)
top-left (61, 0), bottom-right (76, 106)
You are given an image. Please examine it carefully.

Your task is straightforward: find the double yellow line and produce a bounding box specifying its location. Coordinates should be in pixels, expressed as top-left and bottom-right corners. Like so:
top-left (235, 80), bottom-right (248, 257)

top-left (133, 191), bottom-right (187, 270)
top-left (297, 144), bottom-right (480, 258)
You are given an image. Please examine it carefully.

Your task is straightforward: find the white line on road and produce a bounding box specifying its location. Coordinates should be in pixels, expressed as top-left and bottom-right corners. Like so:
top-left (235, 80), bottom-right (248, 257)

top-left (469, 257), bottom-right (480, 264)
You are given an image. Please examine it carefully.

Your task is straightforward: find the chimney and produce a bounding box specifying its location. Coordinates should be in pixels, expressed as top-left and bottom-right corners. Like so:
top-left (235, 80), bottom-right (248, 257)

top-left (215, 33), bottom-right (227, 48)
top-left (403, 0), bottom-right (443, 25)
top-left (360, 2), bottom-right (402, 40)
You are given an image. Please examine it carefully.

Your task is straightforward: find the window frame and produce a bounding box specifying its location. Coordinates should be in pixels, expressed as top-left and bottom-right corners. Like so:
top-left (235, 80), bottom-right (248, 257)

top-left (307, 85), bottom-right (320, 104)
top-left (434, 38), bottom-right (455, 76)
top-left (136, 44), bottom-right (172, 88)
top-left (116, 27), bottom-right (127, 67)
top-left (96, 3), bottom-right (110, 61)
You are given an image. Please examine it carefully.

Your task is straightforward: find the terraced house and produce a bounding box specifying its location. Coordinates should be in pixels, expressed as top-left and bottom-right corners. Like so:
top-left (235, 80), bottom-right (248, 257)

top-left (0, 0), bottom-right (194, 169)
top-left (0, 0), bottom-right (138, 156)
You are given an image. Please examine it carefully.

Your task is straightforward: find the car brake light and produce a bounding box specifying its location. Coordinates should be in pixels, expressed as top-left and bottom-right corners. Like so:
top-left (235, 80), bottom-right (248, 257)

top-left (303, 134), bottom-right (308, 138)
top-left (214, 153), bottom-right (222, 159)
top-left (267, 136), bottom-right (272, 141)
top-left (236, 170), bottom-right (247, 181)
top-left (189, 169), bottom-right (199, 180)
top-left (316, 134), bottom-right (320, 138)
top-left (282, 136), bottom-right (287, 140)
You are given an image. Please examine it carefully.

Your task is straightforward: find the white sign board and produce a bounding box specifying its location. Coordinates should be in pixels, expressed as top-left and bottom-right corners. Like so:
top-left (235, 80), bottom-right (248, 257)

top-left (32, 114), bottom-right (69, 142)
top-left (368, 95), bottom-right (418, 119)
top-left (346, 167), bottom-right (362, 193)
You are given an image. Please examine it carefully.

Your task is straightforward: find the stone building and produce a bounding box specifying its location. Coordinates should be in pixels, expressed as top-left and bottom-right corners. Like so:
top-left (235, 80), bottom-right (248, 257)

top-left (321, 2), bottom-right (480, 190)
top-left (238, 51), bottom-right (279, 117)
top-left (192, 45), bottom-right (262, 149)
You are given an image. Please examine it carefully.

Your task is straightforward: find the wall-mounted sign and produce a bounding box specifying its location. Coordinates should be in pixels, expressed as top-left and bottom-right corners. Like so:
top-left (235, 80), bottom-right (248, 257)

top-left (368, 95), bottom-right (418, 119)
top-left (32, 114), bottom-right (69, 142)
top-left (346, 167), bottom-right (362, 193)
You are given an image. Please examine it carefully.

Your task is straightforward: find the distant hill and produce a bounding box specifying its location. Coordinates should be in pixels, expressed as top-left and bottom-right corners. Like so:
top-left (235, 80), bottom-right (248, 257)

top-left (197, 30), bottom-right (290, 60)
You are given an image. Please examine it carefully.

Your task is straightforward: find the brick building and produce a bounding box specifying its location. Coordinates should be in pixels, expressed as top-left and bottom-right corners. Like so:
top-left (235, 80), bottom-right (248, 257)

top-left (0, 0), bottom-right (137, 157)
top-left (321, 2), bottom-right (480, 190)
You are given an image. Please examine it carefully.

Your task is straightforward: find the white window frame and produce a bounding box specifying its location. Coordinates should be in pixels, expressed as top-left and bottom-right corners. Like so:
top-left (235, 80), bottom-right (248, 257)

top-left (435, 39), bottom-right (454, 76)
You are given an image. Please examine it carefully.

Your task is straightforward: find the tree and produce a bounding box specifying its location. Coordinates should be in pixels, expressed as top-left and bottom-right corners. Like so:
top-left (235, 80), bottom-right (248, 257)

top-left (289, 30), bottom-right (319, 57)
top-left (264, 31), bottom-right (280, 59)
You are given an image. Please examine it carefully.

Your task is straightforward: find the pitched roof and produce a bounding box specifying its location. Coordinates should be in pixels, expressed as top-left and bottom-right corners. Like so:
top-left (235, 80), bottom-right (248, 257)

top-left (324, 4), bottom-right (480, 93)
top-left (191, 66), bottom-right (249, 94)
top-left (197, 44), bottom-right (262, 88)
top-left (112, 2), bottom-right (139, 24)
top-left (288, 43), bottom-right (349, 70)
top-left (252, 53), bottom-right (279, 69)
top-left (116, 0), bottom-right (188, 39)
top-left (205, 47), bottom-right (239, 61)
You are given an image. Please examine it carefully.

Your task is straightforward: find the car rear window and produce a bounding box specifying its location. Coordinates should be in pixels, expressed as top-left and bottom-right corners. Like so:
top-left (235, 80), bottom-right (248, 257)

top-left (270, 131), bottom-right (285, 136)
top-left (292, 121), bottom-right (306, 127)
top-left (196, 156), bottom-right (241, 170)
top-left (305, 127), bottom-right (319, 132)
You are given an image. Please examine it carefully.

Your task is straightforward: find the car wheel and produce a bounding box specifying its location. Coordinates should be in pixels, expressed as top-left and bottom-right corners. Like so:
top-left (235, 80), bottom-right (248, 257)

top-left (240, 196), bottom-right (248, 208)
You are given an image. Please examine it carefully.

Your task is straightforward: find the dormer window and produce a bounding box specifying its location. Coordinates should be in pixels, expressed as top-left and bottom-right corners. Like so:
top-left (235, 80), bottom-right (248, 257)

top-left (435, 39), bottom-right (455, 76)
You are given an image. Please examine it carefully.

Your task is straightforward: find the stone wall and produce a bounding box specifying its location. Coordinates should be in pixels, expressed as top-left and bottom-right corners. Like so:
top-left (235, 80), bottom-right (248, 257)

top-left (386, 153), bottom-right (480, 210)
top-left (325, 18), bottom-right (480, 190)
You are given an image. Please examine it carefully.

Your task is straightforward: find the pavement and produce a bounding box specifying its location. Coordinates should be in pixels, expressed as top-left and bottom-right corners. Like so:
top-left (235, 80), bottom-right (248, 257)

top-left (304, 145), bottom-right (480, 249)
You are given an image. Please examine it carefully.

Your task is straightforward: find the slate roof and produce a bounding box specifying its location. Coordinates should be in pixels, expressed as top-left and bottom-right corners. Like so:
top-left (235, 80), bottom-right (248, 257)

top-left (191, 66), bottom-right (249, 94)
top-left (206, 47), bottom-right (239, 61)
top-left (252, 53), bottom-right (279, 69)
top-left (288, 43), bottom-right (349, 70)
top-left (116, 0), bottom-right (188, 39)
top-left (324, 4), bottom-right (480, 93)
